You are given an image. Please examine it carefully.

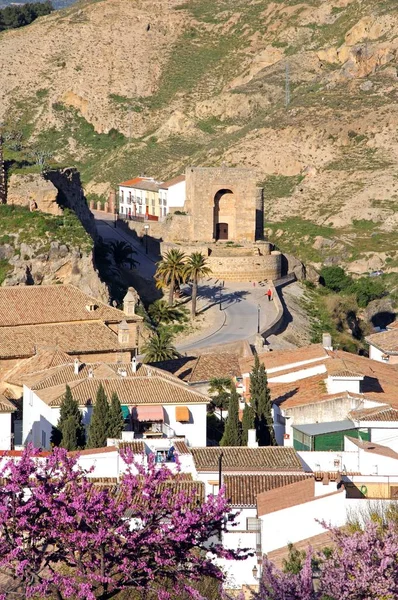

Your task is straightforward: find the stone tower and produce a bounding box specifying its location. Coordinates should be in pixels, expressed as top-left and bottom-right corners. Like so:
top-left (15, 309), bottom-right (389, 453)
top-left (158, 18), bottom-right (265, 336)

top-left (0, 133), bottom-right (6, 204)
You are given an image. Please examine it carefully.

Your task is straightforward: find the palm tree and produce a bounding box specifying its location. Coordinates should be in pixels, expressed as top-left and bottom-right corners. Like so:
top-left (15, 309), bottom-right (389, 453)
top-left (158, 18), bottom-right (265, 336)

top-left (148, 299), bottom-right (188, 327)
top-left (109, 241), bottom-right (138, 269)
top-left (142, 327), bottom-right (179, 363)
top-left (208, 377), bottom-right (232, 422)
top-left (155, 249), bottom-right (186, 306)
top-left (183, 252), bottom-right (212, 318)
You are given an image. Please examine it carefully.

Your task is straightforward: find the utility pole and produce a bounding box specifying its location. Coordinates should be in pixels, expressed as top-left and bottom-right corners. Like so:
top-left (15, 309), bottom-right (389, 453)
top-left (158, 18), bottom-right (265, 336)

top-left (285, 62), bottom-right (291, 108)
top-left (0, 123), bottom-right (6, 204)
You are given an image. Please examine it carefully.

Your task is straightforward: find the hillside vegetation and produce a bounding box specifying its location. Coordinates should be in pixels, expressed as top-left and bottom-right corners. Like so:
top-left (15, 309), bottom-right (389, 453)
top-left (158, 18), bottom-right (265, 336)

top-left (1, 0), bottom-right (398, 273)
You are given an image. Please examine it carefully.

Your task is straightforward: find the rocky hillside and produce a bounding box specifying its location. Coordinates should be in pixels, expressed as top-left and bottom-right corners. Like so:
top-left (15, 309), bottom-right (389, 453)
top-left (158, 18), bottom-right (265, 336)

top-left (1, 0), bottom-right (398, 273)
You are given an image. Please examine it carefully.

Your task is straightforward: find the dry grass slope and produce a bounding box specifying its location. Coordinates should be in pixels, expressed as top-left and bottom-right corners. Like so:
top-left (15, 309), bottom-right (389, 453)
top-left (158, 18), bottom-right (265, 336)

top-left (1, 0), bottom-right (398, 273)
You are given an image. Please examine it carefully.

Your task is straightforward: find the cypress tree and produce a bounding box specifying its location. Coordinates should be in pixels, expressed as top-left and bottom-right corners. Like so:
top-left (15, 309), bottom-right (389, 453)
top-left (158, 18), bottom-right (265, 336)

top-left (250, 357), bottom-right (276, 446)
top-left (108, 392), bottom-right (125, 439)
top-left (241, 402), bottom-right (255, 446)
top-left (220, 387), bottom-right (241, 447)
top-left (87, 384), bottom-right (110, 448)
top-left (51, 384), bottom-right (85, 449)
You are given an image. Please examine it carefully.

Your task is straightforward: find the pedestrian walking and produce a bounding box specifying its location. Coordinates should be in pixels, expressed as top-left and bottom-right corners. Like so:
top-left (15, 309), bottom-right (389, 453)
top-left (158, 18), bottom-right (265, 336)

top-left (267, 288), bottom-right (272, 302)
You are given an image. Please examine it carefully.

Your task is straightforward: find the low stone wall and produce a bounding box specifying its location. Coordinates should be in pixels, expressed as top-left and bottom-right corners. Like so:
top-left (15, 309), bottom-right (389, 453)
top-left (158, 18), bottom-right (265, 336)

top-left (206, 251), bottom-right (282, 282)
top-left (261, 281), bottom-right (284, 338)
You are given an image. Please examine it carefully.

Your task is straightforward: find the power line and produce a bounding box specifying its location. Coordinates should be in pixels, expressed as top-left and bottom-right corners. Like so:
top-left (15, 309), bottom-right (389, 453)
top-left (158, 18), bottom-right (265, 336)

top-left (285, 62), bottom-right (291, 108)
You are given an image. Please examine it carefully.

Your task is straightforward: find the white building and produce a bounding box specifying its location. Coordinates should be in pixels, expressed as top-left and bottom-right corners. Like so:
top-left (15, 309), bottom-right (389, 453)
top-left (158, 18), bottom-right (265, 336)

top-left (118, 177), bottom-right (161, 218)
top-left (366, 322), bottom-right (398, 364)
top-left (0, 393), bottom-right (16, 450)
top-left (158, 175), bottom-right (186, 217)
top-left (22, 359), bottom-right (208, 449)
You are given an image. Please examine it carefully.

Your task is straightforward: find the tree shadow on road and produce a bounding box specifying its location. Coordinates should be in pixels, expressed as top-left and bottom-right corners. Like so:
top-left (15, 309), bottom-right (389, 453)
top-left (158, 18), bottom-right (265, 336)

top-left (196, 286), bottom-right (249, 314)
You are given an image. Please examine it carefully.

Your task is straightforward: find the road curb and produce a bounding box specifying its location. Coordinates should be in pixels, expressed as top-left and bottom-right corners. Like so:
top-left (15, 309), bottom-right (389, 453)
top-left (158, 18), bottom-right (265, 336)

top-left (177, 309), bottom-right (227, 352)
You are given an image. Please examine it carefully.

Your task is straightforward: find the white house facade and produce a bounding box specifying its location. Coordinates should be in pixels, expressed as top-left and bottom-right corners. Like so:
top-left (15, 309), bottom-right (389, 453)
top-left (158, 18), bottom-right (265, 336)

top-left (158, 175), bottom-right (186, 216)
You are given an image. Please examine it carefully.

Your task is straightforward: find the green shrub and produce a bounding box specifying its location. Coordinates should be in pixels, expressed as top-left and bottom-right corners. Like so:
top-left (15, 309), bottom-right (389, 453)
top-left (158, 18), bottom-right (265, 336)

top-left (320, 266), bottom-right (351, 292)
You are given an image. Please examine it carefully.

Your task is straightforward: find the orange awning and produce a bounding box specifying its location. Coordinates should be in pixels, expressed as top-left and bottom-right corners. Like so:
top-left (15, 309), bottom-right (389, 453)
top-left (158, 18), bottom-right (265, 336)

top-left (175, 406), bottom-right (189, 422)
top-left (135, 406), bottom-right (164, 422)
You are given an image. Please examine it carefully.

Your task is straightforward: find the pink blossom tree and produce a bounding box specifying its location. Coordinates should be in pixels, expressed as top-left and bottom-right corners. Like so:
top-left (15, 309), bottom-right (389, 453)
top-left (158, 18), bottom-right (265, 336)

top-left (255, 518), bottom-right (398, 600)
top-left (0, 445), bottom-right (246, 600)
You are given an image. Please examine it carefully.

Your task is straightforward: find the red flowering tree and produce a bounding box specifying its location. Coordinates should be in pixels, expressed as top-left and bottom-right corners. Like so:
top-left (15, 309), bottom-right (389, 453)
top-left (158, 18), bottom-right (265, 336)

top-left (0, 445), bottom-right (245, 600)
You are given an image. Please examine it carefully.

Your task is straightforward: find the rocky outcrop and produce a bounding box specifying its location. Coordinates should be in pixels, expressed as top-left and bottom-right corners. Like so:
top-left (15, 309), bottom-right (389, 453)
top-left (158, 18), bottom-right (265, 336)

top-left (7, 173), bottom-right (62, 215)
top-left (1, 240), bottom-right (109, 302)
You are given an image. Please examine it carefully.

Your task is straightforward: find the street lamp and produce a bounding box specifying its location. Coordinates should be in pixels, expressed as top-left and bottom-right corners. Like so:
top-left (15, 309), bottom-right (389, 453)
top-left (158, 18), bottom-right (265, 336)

top-left (252, 564), bottom-right (261, 581)
top-left (219, 283), bottom-right (223, 311)
top-left (257, 303), bottom-right (261, 334)
top-left (144, 224), bottom-right (149, 254)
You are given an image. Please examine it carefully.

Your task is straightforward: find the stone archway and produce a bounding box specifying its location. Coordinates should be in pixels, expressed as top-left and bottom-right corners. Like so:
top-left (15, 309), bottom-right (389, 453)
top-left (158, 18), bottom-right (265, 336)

top-left (213, 189), bottom-right (234, 240)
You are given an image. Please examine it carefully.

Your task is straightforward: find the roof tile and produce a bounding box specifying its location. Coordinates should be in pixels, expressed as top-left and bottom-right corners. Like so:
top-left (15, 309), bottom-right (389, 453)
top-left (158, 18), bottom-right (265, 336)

top-left (224, 473), bottom-right (312, 506)
top-left (191, 447), bottom-right (303, 472)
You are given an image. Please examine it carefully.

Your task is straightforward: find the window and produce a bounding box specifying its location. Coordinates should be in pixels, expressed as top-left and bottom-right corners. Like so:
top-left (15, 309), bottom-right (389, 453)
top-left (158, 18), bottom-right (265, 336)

top-left (120, 190), bottom-right (124, 201)
top-left (246, 517), bottom-right (261, 531)
top-left (41, 431), bottom-right (46, 449)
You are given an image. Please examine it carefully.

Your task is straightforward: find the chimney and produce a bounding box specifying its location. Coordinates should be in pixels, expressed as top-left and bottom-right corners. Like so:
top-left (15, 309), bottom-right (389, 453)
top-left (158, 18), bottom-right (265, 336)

top-left (74, 358), bottom-right (80, 375)
top-left (247, 429), bottom-right (258, 448)
top-left (322, 332), bottom-right (333, 351)
top-left (123, 287), bottom-right (138, 316)
top-left (132, 356), bottom-right (137, 373)
top-left (88, 368), bottom-right (94, 379)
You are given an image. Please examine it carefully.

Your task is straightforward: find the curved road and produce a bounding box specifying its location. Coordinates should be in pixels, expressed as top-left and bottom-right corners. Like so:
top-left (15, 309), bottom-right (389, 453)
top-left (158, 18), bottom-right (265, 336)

top-left (93, 212), bottom-right (277, 352)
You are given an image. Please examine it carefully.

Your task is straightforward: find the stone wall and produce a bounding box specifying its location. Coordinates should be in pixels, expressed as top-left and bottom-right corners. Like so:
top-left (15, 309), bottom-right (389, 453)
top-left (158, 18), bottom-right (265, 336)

top-left (184, 166), bottom-right (263, 243)
top-left (7, 173), bottom-right (62, 215)
top-left (45, 168), bottom-right (98, 240)
top-left (206, 251), bottom-right (281, 282)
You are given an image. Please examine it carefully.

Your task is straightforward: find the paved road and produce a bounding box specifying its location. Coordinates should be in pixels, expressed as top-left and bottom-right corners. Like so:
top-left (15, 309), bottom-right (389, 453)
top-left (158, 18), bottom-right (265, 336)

top-left (177, 280), bottom-right (277, 353)
top-left (92, 211), bottom-right (277, 352)
top-left (93, 211), bottom-right (157, 279)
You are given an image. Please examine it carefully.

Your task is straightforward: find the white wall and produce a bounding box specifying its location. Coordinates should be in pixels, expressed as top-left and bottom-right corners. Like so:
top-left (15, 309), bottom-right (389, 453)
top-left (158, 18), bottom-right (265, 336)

top-left (369, 344), bottom-right (385, 363)
top-left (23, 386), bottom-right (59, 448)
top-left (269, 364), bottom-right (327, 384)
top-left (219, 507), bottom-right (259, 589)
top-left (0, 413), bottom-right (12, 450)
top-left (344, 437), bottom-right (398, 475)
top-left (369, 425), bottom-right (398, 452)
top-left (326, 376), bottom-right (362, 395)
top-left (163, 404), bottom-right (207, 447)
top-left (167, 180), bottom-right (186, 209)
top-left (298, 450), bottom-right (361, 473)
top-left (259, 491), bottom-right (396, 555)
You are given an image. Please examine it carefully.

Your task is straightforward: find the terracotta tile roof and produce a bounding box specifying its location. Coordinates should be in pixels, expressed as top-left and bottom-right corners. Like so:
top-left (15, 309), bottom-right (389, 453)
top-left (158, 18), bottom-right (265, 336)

top-left (173, 440), bottom-right (191, 455)
top-left (24, 360), bottom-right (185, 390)
top-left (124, 480), bottom-right (205, 515)
top-left (34, 376), bottom-right (209, 407)
top-left (224, 473), bottom-right (312, 506)
top-left (188, 353), bottom-right (241, 383)
top-left (0, 322), bottom-right (123, 359)
top-left (4, 349), bottom-right (73, 384)
top-left (349, 406), bottom-right (398, 422)
top-left (159, 174), bottom-right (185, 188)
top-left (0, 394), bottom-right (16, 413)
top-left (154, 353), bottom-right (241, 383)
top-left (270, 350), bottom-right (398, 409)
top-left (0, 285), bottom-right (134, 326)
top-left (257, 478), bottom-right (316, 516)
top-left (190, 447), bottom-right (303, 472)
top-left (366, 329), bottom-right (398, 354)
top-left (68, 445), bottom-right (119, 456)
top-left (239, 344), bottom-right (328, 374)
top-left (266, 531), bottom-right (334, 568)
top-left (387, 321), bottom-right (398, 330)
top-left (117, 441), bottom-right (145, 454)
top-left (118, 177), bottom-right (145, 187)
top-left (148, 357), bottom-right (198, 382)
top-left (345, 437), bottom-right (398, 460)
top-left (326, 359), bottom-right (363, 378)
